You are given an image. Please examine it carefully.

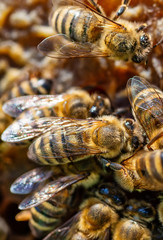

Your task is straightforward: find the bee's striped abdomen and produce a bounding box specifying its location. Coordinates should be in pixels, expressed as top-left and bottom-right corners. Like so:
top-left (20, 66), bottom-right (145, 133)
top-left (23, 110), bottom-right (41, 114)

top-left (133, 88), bottom-right (163, 140)
top-left (4, 78), bottom-right (52, 102)
top-left (136, 150), bottom-right (163, 189)
top-left (28, 124), bottom-right (93, 165)
top-left (29, 190), bottom-right (71, 238)
top-left (51, 6), bottom-right (102, 43)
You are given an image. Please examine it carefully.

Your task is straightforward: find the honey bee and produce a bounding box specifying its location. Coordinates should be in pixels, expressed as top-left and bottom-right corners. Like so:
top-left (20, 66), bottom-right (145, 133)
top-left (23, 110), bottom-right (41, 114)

top-left (38, 0), bottom-right (152, 63)
top-left (113, 199), bottom-right (156, 240)
top-left (113, 149), bottom-right (163, 192)
top-left (127, 76), bottom-right (163, 150)
top-left (2, 87), bottom-right (112, 120)
top-left (10, 157), bottom-right (103, 210)
top-left (1, 88), bottom-right (112, 143)
top-left (1, 115), bottom-right (144, 165)
top-left (109, 76), bottom-right (163, 191)
top-left (43, 182), bottom-right (126, 240)
top-left (28, 187), bottom-right (83, 238)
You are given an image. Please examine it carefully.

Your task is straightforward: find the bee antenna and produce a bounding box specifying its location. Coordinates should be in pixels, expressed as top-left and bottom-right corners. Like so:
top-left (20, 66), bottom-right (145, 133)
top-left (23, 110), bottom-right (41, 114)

top-left (136, 24), bottom-right (147, 32)
top-left (153, 37), bottom-right (163, 49)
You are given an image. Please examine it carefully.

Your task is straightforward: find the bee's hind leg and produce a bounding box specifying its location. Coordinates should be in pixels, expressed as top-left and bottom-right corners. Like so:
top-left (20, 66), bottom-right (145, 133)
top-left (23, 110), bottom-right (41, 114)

top-left (88, 0), bottom-right (107, 16)
top-left (113, 0), bottom-right (131, 21)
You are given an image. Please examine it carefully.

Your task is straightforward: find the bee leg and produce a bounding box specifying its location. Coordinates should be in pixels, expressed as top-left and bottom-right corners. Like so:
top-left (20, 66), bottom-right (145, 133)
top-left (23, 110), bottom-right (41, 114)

top-left (153, 37), bottom-right (163, 49)
top-left (113, 0), bottom-right (131, 21)
top-left (147, 132), bottom-right (163, 150)
top-left (112, 107), bottom-right (130, 118)
top-left (136, 24), bottom-right (147, 32)
top-left (88, 0), bottom-right (107, 16)
top-left (98, 157), bottom-right (127, 174)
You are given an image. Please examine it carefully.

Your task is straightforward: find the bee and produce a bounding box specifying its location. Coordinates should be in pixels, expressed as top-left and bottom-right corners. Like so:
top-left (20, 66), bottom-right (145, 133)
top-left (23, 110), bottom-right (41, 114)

top-left (1, 115), bottom-right (144, 165)
top-left (113, 149), bottom-right (163, 192)
top-left (9, 159), bottom-right (106, 237)
top-left (1, 88), bottom-right (112, 143)
top-left (2, 87), bottom-right (112, 120)
top-left (127, 76), bottom-right (163, 150)
top-left (38, 0), bottom-right (152, 63)
top-left (113, 199), bottom-right (156, 240)
top-left (108, 76), bottom-right (163, 191)
top-left (27, 187), bottom-right (84, 238)
top-left (43, 182), bottom-right (126, 240)
top-left (10, 157), bottom-right (103, 210)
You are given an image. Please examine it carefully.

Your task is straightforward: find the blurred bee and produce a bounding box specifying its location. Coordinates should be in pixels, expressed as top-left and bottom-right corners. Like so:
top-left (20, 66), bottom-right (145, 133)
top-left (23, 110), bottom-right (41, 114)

top-left (1, 77), bottom-right (53, 104)
top-left (127, 76), bottom-right (163, 150)
top-left (113, 199), bottom-right (156, 240)
top-left (0, 77), bottom-right (53, 134)
top-left (113, 149), bottom-right (163, 192)
top-left (43, 182), bottom-right (126, 240)
top-left (1, 115), bottom-right (144, 165)
top-left (38, 0), bottom-right (152, 63)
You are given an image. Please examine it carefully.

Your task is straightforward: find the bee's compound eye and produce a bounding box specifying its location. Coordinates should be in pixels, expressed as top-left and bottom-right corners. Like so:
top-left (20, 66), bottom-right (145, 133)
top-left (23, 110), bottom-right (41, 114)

top-left (99, 185), bottom-right (110, 196)
top-left (126, 205), bottom-right (134, 212)
top-left (131, 136), bottom-right (140, 149)
top-left (124, 119), bottom-right (134, 131)
top-left (138, 207), bottom-right (154, 218)
top-left (132, 55), bottom-right (143, 63)
top-left (89, 106), bottom-right (98, 118)
top-left (112, 193), bottom-right (126, 206)
top-left (140, 34), bottom-right (150, 48)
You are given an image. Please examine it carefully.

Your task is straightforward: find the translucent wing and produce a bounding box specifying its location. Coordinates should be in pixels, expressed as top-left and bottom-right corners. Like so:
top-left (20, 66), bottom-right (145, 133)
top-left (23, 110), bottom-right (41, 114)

top-left (44, 212), bottom-right (81, 240)
top-left (10, 167), bottom-right (53, 194)
top-left (127, 76), bottom-right (163, 139)
top-left (1, 117), bottom-right (55, 142)
top-left (38, 34), bottom-right (109, 58)
top-left (19, 174), bottom-right (87, 209)
top-left (27, 117), bottom-right (106, 162)
top-left (98, 230), bottom-right (110, 240)
top-left (2, 94), bottom-right (66, 117)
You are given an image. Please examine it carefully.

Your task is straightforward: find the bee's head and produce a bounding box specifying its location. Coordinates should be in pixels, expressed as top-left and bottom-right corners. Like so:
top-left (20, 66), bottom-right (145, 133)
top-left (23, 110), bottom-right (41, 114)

top-left (132, 33), bottom-right (152, 63)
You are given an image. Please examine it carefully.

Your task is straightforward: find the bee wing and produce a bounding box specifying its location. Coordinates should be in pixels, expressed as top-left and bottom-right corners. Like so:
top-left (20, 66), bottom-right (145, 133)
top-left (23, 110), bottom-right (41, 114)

top-left (10, 167), bottom-right (53, 194)
top-left (38, 34), bottom-right (110, 58)
top-left (127, 76), bottom-right (163, 137)
top-left (1, 117), bottom-right (55, 142)
top-left (19, 174), bottom-right (87, 209)
top-left (2, 94), bottom-right (65, 117)
top-left (27, 117), bottom-right (105, 162)
top-left (98, 230), bottom-right (110, 240)
top-left (44, 212), bottom-right (81, 240)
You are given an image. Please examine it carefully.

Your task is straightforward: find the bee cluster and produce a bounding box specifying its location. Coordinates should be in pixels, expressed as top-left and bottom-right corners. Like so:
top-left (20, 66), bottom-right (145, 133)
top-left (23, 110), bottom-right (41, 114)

top-left (0, 0), bottom-right (163, 240)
